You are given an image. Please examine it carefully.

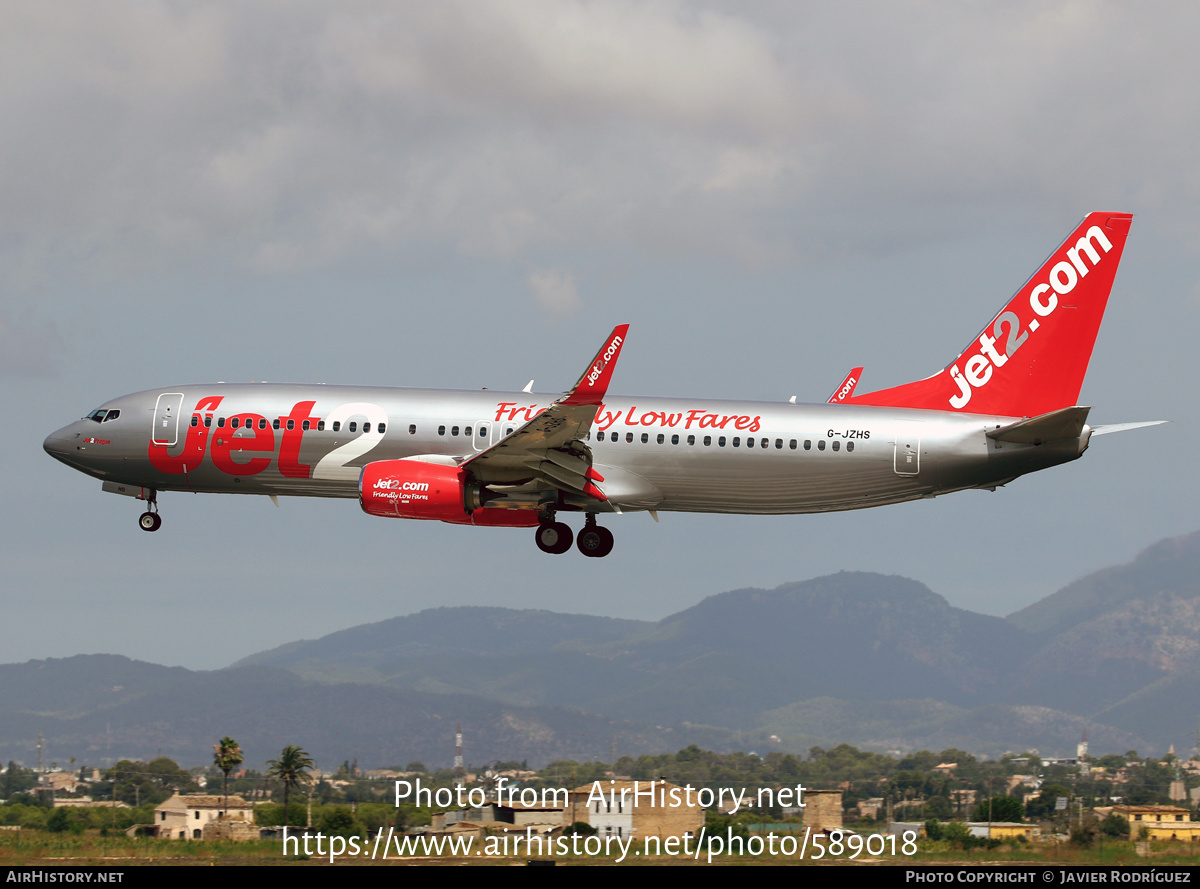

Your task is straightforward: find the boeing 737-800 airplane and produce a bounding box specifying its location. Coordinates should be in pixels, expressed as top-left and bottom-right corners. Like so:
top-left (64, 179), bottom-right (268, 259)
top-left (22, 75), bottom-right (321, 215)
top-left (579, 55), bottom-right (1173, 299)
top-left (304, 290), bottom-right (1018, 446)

top-left (45, 212), bottom-right (1162, 557)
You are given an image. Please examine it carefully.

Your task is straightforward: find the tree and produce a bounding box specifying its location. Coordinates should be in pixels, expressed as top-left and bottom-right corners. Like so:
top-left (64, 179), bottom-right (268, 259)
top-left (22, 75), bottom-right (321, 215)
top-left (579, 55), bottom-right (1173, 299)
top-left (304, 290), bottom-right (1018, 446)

top-left (213, 737), bottom-right (244, 818)
top-left (266, 745), bottom-right (314, 827)
top-left (106, 758), bottom-right (194, 806)
top-left (972, 796), bottom-right (1024, 823)
top-left (1100, 813), bottom-right (1129, 838)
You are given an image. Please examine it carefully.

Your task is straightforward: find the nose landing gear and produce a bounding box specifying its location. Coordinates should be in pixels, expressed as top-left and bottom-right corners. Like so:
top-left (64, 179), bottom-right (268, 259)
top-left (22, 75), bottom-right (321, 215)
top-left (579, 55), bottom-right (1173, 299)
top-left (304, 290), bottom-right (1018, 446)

top-left (138, 489), bottom-right (161, 532)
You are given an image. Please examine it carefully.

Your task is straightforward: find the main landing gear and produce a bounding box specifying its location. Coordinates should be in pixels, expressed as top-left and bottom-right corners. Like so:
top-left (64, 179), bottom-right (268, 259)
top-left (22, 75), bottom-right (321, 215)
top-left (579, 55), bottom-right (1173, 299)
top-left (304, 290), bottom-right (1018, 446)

top-left (534, 513), bottom-right (614, 557)
top-left (534, 521), bottom-right (573, 554)
top-left (138, 489), bottom-right (161, 532)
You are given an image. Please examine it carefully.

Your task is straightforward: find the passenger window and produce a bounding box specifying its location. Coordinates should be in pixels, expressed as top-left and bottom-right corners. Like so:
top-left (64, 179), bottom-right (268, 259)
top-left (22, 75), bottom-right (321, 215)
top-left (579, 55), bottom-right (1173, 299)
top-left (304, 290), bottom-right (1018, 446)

top-left (476, 426), bottom-right (485, 437)
top-left (671, 434), bottom-right (679, 445)
top-left (378, 423), bottom-right (386, 433)
top-left (506, 427), bottom-right (515, 436)
top-left (363, 422), bottom-right (371, 433)
top-left (761, 438), bottom-right (768, 448)
top-left (190, 416), bottom-right (198, 427)
top-left (463, 426), bottom-right (471, 436)
top-left (804, 439), bottom-right (811, 450)
top-left (626, 433), bottom-right (633, 443)
top-left (597, 431), bottom-right (606, 441)
top-left (217, 417), bottom-right (225, 428)
top-left (818, 440), bottom-right (825, 450)
top-left (204, 416), bottom-right (212, 428)
top-left (657, 434), bottom-right (665, 444)
top-left (231, 417), bottom-right (240, 429)
top-left (259, 419), bottom-right (267, 430)
top-left (732, 437), bottom-right (740, 447)
top-left (409, 425), bottom-right (417, 435)
top-left (718, 436), bottom-right (726, 447)
top-left (349, 421), bottom-right (357, 432)
top-left (272, 419), bottom-right (280, 430)
top-left (438, 425), bottom-right (446, 436)
top-left (640, 433), bottom-right (649, 443)
top-left (789, 439), bottom-right (796, 449)
top-left (451, 426), bottom-right (459, 436)
top-left (687, 435), bottom-right (695, 445)
top-left (332, 421), bottom-right (341, 432)
top-left (832, 440), bottom-right (840, 451)
top-left (317, 420), bottom-right (325, 431)
top-left (847, 441), bottom-right (854, 452)
top-left (302, 420), bottom-right (310, 431)
top-left (775, 439), bottom-right (783, 449)
top-left (704, 436), bottom-right (711, 446)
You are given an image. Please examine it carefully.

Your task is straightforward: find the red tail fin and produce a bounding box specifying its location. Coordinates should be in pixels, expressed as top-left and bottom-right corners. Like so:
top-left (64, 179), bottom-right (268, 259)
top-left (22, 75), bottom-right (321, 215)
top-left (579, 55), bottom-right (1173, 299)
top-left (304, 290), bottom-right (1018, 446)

top-left (848, 212), bottom-right (1133, 417)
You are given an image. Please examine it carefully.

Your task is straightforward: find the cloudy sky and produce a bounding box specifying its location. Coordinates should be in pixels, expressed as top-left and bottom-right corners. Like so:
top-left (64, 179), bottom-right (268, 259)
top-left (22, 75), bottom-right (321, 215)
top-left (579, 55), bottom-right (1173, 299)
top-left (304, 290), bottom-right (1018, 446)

top-left (5, 2), bottom-right (1199, 669)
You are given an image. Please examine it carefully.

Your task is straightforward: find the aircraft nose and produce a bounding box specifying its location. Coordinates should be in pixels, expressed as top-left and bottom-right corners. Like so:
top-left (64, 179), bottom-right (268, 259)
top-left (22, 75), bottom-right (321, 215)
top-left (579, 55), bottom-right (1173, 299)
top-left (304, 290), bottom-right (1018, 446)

top-left (43, 426), bottom-right (77, 463)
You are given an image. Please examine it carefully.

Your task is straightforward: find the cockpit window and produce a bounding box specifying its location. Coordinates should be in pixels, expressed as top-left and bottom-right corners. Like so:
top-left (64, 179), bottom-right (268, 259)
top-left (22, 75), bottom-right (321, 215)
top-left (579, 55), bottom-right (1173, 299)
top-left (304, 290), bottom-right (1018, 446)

top-left (86, 409), bottom-right (107, 423)
top-left (103, 409), bottom-right (120, 422)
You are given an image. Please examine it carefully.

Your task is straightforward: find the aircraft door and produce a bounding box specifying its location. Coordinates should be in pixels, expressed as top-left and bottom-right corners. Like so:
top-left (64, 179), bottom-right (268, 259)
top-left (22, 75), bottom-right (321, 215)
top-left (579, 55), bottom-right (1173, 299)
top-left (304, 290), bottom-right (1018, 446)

top-left (893, 423), bottom-right (922, 476)
top-left (473, 422), bottom-right (491, 452)
top-left (483, 420), bottom-right (518, 448)
top-left (151, 393), bottom-right (184, 446)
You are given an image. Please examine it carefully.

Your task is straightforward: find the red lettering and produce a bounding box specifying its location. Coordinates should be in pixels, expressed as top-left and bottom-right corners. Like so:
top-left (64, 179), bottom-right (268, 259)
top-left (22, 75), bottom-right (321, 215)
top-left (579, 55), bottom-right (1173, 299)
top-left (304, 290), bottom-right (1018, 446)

top-left (495, 402), bottom-right (517, 422)
top-left (698, 414), bottom-right (719, 429)
top-left (278, 401), bottom-right (317, 479)
top-left (734, 415), bottom-right (753, 430)
top-left (210, 414), bottom-right (274, 476)
top-left (597, 409), bottom-right (622, 431)
top-left (146, 396), bottom-right (222, 474)
top-left (664, 413), bottom-right (682, 427)
top-left (640, 411), bottom-right (662, 426)
top-left (717, 415), bottom-right (736, 429)
top-left (749, 416), bottom-right (762, 433)
top-left (685, 409), bottom-right (706, 429)
top-left (624, 405), bottom-right (639, 426)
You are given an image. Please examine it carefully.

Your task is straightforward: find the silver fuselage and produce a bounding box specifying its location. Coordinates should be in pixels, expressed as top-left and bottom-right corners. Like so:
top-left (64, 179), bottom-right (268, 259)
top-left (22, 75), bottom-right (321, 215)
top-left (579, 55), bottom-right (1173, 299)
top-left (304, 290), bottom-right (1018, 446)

top-left (44, 383), bottom-right (1088, 515)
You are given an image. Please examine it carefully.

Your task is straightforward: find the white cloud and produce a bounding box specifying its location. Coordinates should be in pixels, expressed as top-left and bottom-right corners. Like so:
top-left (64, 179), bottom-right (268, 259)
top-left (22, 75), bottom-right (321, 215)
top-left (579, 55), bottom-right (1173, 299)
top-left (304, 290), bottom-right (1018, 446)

top-left (528, 267), bottom-right (582, 318)
top-left (3, 1), bottom-right (1200, 285)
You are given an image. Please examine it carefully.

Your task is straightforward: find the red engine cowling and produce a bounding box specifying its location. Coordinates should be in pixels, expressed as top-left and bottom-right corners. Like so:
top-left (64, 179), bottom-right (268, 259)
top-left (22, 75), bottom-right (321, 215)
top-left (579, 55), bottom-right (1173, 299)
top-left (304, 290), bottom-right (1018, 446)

top-left (359, 460), bottom-right (539, 527)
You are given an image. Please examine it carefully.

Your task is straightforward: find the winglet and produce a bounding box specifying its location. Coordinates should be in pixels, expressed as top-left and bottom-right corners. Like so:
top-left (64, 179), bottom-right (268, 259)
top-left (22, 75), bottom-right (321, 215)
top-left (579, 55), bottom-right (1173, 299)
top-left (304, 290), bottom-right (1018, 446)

top-left (560, 324), bottom-right (630, 406)
top-left (828, 367), bottom-right (864, 404)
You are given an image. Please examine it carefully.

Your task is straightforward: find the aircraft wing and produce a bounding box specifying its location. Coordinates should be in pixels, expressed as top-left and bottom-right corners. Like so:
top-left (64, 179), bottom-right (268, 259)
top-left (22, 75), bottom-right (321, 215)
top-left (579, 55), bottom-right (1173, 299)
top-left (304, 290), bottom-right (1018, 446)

top-left (460, 325), bottom-right (629, 503)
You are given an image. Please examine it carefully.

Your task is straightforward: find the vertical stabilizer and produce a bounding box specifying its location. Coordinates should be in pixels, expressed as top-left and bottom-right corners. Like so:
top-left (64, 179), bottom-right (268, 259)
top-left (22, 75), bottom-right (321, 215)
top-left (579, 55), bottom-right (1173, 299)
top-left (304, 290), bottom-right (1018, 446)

top-left (849, 212), bottom-right (1132, 417)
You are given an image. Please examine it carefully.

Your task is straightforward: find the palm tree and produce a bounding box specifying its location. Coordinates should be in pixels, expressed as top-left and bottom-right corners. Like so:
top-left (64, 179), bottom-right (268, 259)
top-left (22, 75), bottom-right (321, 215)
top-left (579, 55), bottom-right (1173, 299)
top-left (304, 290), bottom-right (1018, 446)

top-left (213, 737), bottom-right (244, 818)
top-left (266, 745), bottom-right (314, 827)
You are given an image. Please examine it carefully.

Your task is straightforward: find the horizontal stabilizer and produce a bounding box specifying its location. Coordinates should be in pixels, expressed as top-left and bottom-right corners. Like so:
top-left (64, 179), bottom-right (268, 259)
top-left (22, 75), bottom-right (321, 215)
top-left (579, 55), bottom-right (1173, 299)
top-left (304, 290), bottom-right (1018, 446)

top-left (1090, 420), bottom-right (1169, 436)
top-left (986, 406), bottom-right (1091, 444)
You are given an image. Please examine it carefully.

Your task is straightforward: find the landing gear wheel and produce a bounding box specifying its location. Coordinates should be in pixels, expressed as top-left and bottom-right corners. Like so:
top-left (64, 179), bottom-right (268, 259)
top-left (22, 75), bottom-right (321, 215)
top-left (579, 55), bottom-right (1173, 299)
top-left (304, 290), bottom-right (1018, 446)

top-left (576, 524), bottom-right (614, 558)
top-left (535, 522), bottom-right (573, 555)
top-left (138, 511), bottom-right (161, 532)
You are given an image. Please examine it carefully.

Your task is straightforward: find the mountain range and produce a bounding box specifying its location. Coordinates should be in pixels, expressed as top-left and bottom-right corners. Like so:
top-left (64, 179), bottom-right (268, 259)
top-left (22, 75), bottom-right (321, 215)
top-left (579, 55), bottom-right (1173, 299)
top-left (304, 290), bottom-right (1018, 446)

top-left (8, 531), bottom-right (1200, 770)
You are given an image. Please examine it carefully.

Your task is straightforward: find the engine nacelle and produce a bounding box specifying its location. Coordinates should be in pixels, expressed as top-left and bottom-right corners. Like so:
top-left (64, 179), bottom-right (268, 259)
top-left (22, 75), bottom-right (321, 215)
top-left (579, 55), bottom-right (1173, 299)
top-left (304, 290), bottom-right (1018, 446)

top-left (359, 460), bottom-right (539, 527)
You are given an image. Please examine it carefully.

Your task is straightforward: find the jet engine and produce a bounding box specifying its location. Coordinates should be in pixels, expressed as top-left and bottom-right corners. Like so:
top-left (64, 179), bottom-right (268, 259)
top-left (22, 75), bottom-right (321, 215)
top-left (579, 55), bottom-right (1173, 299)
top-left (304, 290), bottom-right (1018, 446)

top-left (359, 459), bottom-right (538, 527)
